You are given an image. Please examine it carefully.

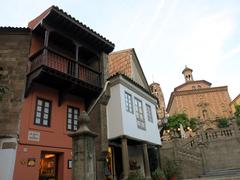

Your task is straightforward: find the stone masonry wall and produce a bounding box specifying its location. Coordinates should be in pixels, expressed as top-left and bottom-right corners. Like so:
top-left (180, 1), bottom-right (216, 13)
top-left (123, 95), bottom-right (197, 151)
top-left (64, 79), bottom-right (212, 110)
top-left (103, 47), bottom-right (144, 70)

top-left (160, 124), bottom-right (240, 179)
top-left (0, 28), bottom-right (30, 137)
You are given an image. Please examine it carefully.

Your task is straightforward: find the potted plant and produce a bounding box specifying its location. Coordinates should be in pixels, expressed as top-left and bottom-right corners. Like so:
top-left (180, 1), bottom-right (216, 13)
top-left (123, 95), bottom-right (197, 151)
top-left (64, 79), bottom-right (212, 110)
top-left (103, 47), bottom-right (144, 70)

top-left (152, 168), bottom-right (166, 180)
top-left (126, 171), bottom-right (145, 180)
top-left (164, 160), bottom-right (178, 180)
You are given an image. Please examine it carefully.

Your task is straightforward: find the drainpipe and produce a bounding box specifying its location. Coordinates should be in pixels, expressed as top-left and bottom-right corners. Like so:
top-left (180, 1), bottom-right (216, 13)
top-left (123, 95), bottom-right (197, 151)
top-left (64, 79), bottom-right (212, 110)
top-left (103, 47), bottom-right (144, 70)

top-left (87, 81), bottom-right (110, 114)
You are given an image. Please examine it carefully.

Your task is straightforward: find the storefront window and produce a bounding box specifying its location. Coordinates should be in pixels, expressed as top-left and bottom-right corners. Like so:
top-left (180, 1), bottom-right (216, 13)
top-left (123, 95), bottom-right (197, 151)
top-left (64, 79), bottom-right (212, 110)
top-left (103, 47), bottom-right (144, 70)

top-left (39, 153), bottom-right (57, 180)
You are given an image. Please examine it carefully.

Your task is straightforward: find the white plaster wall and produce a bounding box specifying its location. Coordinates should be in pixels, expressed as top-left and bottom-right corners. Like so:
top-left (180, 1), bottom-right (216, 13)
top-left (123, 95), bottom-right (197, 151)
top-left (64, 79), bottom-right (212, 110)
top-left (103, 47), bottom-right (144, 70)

top-left (108, 83), bottom-right (161, 145)
top-left (0, 149), bottom-right (16, 180)
top-left (107, 84), bottom-right (124, 139)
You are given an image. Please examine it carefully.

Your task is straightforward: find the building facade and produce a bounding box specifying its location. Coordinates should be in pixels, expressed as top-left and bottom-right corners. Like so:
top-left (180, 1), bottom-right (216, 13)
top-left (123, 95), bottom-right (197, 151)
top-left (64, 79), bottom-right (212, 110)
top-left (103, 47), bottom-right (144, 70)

top-left (0, 6), bottom-right (114, 180)
top-left (107, 49), bottom-right (161, 179)
top-left (166, 66), bottom-right (232, 130)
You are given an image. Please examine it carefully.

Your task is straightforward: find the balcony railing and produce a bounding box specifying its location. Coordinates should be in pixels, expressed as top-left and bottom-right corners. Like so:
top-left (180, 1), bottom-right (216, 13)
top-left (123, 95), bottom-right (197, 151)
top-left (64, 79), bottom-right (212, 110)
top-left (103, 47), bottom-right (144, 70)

top-left (29, 48), bottom-right (100, 87)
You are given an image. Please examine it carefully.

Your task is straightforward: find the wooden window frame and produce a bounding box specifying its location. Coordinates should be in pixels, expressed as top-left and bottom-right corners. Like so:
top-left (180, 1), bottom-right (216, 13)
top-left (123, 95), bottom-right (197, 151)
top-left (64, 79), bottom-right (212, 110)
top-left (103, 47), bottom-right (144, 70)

top-left (125, 91), bottom-right (133, 113)
top-left (146, 104), bottom-right (153, 122)
top-left (67, 106), bottom-right (80, 131)
top-left (34, 97), bottom-right (52, 127)
top-left (134, 97), bottom-right (146, 130)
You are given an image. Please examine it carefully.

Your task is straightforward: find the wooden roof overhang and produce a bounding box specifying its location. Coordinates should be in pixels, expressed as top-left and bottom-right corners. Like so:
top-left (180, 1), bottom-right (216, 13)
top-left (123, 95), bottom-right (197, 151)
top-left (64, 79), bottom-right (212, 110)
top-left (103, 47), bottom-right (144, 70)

top-left (30, 6), bottom-right (114, 54)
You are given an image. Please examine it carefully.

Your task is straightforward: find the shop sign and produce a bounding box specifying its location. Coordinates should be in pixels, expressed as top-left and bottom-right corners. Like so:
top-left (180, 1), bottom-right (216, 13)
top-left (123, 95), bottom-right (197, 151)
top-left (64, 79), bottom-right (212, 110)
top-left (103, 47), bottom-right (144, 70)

top-left (28, 131), bottom-right (40, 142)
top-left (27, 158), bottom-right (36, 167)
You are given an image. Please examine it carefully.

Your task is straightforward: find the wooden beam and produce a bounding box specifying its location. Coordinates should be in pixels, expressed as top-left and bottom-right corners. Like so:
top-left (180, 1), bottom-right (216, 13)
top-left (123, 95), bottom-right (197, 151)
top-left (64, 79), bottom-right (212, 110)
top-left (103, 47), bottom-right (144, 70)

top-left (42, 20), bottom-right (100, 57)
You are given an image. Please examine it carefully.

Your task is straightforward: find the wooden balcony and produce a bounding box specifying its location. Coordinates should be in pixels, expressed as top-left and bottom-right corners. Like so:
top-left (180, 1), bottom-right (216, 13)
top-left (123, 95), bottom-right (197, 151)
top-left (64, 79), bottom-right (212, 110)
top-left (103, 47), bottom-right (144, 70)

top-left (26, 48), bottom-right (102, 100)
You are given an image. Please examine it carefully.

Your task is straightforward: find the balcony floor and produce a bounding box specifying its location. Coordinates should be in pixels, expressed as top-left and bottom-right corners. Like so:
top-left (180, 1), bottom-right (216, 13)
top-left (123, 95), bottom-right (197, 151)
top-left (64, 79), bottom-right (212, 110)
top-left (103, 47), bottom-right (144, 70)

top-left (26, 65), bottom-right (102, 100)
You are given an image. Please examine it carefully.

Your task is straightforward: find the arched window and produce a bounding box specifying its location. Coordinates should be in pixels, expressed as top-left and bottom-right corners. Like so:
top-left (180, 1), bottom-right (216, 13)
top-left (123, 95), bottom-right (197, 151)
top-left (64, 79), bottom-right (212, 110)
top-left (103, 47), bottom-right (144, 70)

top-left (192, 86), bottom-right (196, 90)
top-left (198, 85), bottom-right (201, 89)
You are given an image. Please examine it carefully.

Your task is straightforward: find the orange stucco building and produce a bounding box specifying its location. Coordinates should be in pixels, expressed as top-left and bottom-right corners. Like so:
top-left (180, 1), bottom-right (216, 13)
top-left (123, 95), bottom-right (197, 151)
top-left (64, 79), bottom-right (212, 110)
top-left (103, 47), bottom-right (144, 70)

top-left (166, 66), bottom-right (232, 130)
top-left (14, 85), bottom-right (85, 180)
top-left (0, 6), bottom-right (114, 180)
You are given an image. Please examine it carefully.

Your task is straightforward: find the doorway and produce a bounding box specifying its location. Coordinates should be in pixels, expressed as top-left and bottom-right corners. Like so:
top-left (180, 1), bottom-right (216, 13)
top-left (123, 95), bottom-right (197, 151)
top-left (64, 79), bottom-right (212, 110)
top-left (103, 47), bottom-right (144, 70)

top-left (39, 152), bottom-right (58, 180)
top-left (113, 146), bottom-right (123, 180)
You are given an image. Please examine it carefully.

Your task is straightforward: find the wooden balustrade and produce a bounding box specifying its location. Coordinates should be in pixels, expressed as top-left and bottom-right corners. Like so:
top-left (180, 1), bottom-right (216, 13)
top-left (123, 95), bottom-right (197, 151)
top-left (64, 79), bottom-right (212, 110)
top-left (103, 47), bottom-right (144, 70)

top-left (29, 48), bottom-right (100, 87)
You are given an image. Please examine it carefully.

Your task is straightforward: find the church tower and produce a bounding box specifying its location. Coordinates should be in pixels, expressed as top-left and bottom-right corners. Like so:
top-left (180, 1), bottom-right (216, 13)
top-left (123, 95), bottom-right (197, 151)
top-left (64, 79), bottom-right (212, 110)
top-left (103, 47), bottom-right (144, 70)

top-left (182, 66), bottom-right (193, 82)
top-left (150, 82), bottom-right (166, 120)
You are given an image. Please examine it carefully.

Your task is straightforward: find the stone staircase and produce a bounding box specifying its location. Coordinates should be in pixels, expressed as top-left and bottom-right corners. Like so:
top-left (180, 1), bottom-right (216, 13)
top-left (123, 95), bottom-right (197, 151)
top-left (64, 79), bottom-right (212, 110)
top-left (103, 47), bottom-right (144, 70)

top-left (184, 168), bottom-right (240, 180)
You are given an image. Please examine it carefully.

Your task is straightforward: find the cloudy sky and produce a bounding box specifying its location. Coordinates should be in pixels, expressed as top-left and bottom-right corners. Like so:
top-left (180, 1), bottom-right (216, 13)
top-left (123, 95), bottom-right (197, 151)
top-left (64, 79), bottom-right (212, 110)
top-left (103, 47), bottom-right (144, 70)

top-left (1, 0), bottom-right (240, 103)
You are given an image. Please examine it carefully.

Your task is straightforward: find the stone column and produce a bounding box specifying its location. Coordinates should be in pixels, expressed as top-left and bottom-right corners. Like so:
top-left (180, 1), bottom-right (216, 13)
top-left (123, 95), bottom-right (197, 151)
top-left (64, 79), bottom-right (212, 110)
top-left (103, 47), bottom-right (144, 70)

top-left (143, 143), bottom-right (151, 179)
top-left (121, 137), bottom-right (129, 179)
top-left (68, 111), bottom-right (98, 180)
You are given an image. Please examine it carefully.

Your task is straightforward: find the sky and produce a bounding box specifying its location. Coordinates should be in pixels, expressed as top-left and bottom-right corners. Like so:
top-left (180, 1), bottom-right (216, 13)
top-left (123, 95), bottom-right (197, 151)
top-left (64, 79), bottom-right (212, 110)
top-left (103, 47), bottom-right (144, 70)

top-left (1, 0), bottom-right (240, 104)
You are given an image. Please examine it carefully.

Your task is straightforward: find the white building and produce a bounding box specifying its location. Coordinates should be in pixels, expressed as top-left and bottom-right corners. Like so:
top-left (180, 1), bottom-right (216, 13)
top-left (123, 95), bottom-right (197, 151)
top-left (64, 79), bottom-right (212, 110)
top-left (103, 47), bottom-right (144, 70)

top-left (107, 49), bottom-right (161, 179)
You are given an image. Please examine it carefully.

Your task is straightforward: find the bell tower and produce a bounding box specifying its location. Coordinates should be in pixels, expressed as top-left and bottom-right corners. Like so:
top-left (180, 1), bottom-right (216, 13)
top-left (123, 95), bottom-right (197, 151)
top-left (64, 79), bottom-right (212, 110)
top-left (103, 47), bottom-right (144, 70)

top-left (182, 66), bottom-right (193, 82)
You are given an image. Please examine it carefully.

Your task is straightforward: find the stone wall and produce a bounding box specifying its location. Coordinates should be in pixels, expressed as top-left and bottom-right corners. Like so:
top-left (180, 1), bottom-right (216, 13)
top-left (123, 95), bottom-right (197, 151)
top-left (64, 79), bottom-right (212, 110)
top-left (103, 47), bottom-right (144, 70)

top-left (202, 128), bottom-right (240, 172)
top-left (0, 28), bottom-right (30, 138)
top-left (160, 121), bottom-right (240, 179)
top-left (160, 140), bottom-right (202, 179)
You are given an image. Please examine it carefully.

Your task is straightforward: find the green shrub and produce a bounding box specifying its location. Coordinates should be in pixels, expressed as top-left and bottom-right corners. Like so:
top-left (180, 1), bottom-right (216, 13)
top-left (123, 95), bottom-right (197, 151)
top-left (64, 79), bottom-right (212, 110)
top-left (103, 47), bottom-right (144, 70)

top-left (237, 118), bottom-right (240, 127)
top-left (217, 118), bottom-right (229, 128)
top-left (127, 171), bottom-right (145, 180)
top-left (152, 168), bottom-right (166, 179)
top-left (163, 160), bottom-right (178, 179)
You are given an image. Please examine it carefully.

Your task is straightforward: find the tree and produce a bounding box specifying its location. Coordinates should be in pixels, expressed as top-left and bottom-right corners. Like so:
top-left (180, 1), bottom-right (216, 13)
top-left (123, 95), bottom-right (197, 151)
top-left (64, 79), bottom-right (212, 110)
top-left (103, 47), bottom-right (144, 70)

top-left (189, 118), bottom-right (198, 131)
top-left (234, 105), bottom-right (240, 126)
top-left (166, 113), bottom-right (190, 130)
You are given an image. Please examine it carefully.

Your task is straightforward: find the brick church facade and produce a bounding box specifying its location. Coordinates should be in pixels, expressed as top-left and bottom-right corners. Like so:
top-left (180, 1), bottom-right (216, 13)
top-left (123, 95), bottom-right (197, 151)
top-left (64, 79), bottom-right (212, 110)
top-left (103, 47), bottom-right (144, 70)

top-left (166, 66), bottom-right (232, 130)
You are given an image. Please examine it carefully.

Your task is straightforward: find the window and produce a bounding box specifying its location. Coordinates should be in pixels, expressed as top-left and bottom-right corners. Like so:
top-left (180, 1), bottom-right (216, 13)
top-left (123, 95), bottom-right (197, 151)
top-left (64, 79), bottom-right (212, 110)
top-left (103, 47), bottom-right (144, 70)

top-left (135, 98), bottom-right (146, 130)
top-left (125, 92), bottom-right (133, 113)
top-left (67, 106), bottom-right (79, 131)
top-left (34, 98), bottom-right (51, 127)
top-left (146, 104), bottom-right (153, 122)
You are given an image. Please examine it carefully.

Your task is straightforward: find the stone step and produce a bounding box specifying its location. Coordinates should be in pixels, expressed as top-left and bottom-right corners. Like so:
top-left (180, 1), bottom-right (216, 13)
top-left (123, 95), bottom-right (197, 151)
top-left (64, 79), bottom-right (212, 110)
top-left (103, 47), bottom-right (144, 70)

top-left (184, 169), bottom-right (240, 180)
top-left (204, 168), bottom-right (240, 177)
top-left (184, 174), bottom-right (240, 180)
